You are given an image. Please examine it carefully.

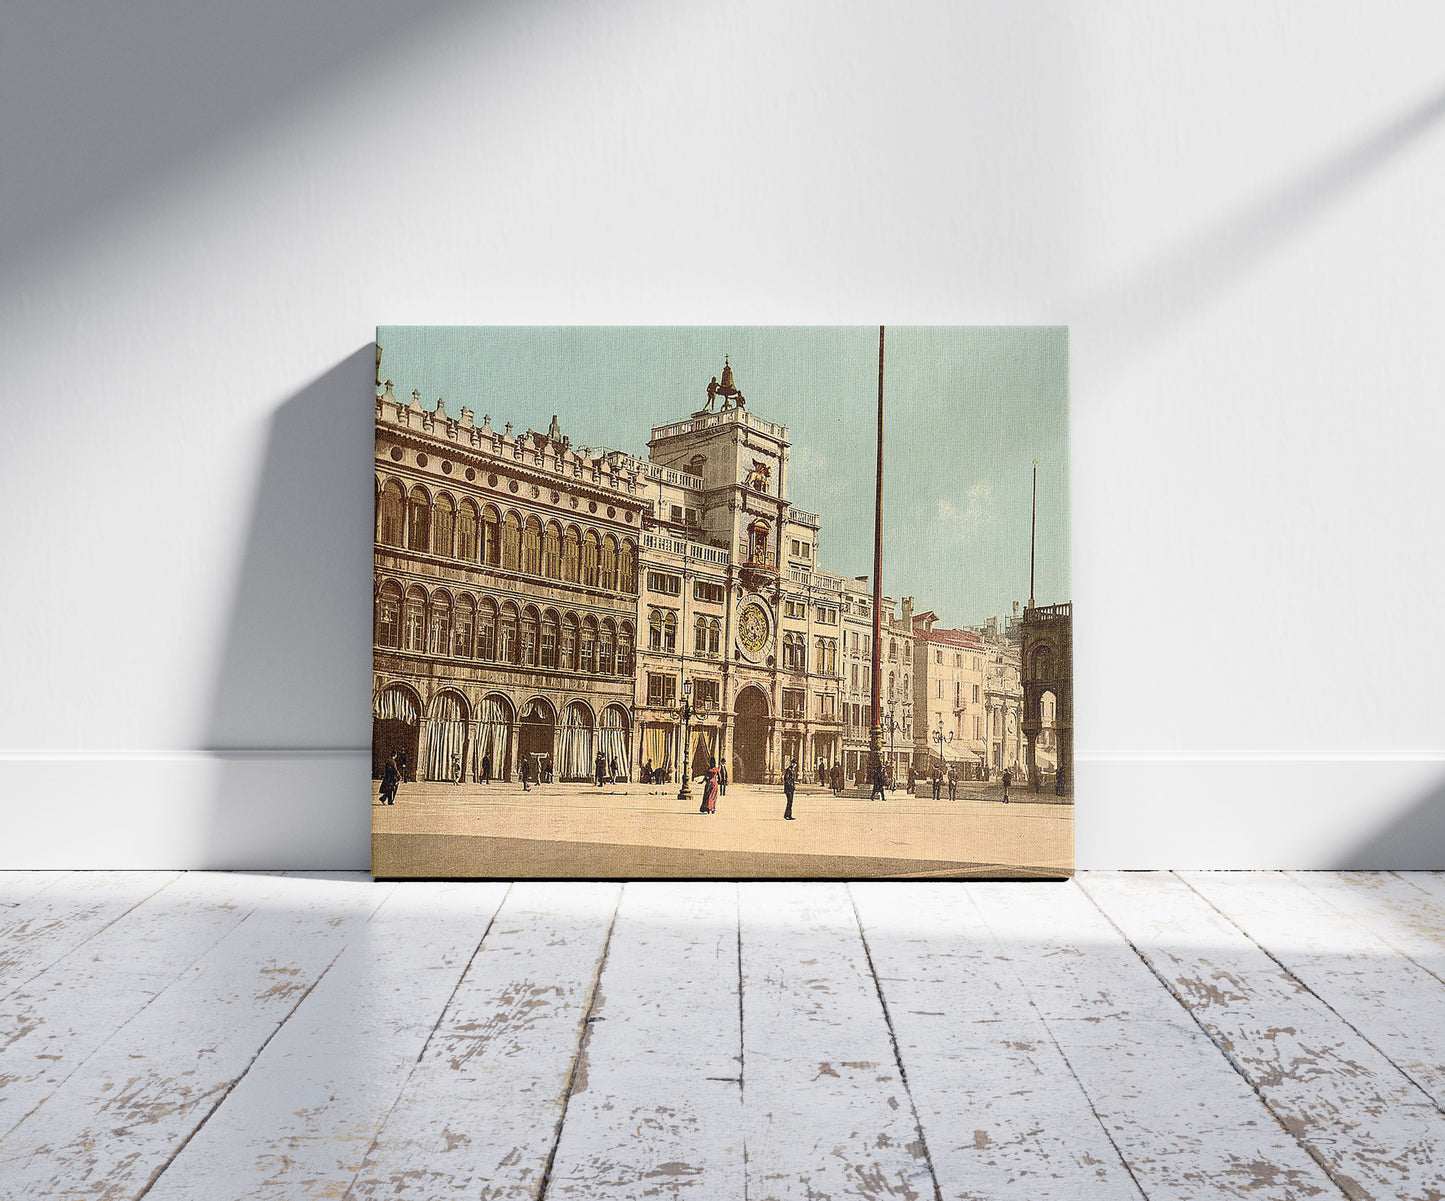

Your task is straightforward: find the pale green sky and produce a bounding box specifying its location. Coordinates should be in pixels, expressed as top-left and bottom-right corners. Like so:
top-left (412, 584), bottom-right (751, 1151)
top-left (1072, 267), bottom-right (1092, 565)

top-left (376, 326), bottom-right (1069, 628)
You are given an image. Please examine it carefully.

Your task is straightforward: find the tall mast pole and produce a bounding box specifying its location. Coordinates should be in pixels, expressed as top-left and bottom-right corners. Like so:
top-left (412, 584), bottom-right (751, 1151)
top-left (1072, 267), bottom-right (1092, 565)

top-left (1028, 459), bottom-right (1038, 610)
top-left (869, 326), bottom-right (885, 782)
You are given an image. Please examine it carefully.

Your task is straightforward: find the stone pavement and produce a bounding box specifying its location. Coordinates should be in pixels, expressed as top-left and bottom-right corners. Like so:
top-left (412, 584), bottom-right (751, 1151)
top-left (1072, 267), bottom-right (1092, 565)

top-left (372, 779), bottom-right (1073, 879)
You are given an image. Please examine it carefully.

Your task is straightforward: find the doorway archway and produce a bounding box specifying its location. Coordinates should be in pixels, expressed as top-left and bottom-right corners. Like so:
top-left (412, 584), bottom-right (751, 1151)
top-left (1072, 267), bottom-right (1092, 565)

top-left (373, 684), bottom-right (422, 780)
top-left (518, 697), bottom-right (557, 781)
top-left (732, 686), bottom-right (771, 783)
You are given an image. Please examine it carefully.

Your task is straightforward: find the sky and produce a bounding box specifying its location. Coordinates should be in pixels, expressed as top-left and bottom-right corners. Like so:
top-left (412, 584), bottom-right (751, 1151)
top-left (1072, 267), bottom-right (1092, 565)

top-left (376, 325), bottom-right (1069, 629)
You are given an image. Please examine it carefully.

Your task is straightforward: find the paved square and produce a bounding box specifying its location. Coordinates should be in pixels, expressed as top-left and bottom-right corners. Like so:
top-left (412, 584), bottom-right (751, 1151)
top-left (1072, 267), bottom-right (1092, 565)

top-left (373, 779), bottom-right (1072, 878)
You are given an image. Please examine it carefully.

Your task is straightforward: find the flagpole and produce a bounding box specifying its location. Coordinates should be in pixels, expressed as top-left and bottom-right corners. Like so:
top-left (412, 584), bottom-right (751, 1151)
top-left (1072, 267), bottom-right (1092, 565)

top-left (869, 326), bottom-right (885, 785)
top-left (1028, 459), bottom-right (1038, 610)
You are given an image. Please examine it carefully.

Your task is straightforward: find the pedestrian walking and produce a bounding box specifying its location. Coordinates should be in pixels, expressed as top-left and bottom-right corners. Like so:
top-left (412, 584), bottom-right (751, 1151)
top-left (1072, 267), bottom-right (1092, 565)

top-left (907, 765), bottom-right (917, 793)
top-left (947, 768), bottom-right (957, 801)
top-left (452, 754), bottom-right (463, 786)
top-left (521, 758), bottom-right (531, 792)
top-left (870, 764), bottom-right (888, 802)
top-left (720, 763), bottom-right (728, 796)
top-left (595, 751), bottom-right (607, 787)
top-left (1001, 766), bottom-right (1012, 803)
top-left (481, 754), bottom-right (492, 784)
top-left (1055, 765), bottom-right (1067, 795)
top-left (831, 762), bottom-right (843, 795)
top-left (379, 754), bottom-right (400, 805)
top-left (931, 768), bottom-right (942, 801)
top-left (783, 760), bottom-right (798, 820)
top-left (642, 758), bottom-right (653, 784)
top-left (610, 756), bottom-right (620, 782)
top-left (699, 757), bottom-right (720, 814)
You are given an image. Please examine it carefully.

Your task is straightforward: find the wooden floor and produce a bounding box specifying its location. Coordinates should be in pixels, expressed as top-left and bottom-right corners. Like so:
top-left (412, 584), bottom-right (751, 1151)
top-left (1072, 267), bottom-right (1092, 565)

top-left (3, 874), bottom-right (1445, 1199)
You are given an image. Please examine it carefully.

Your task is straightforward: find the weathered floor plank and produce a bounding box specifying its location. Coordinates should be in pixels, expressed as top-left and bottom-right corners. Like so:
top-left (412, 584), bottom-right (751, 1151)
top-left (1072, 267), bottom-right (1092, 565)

top-left (1288, 872), bottom-right (1445, 980)
top-left (345, 881), bottom-right (621, 1199)
top-left (0, 871), bottom-right (69, 908)
top-left (976, 881), bottom-right (1342, 1199)
top-left (1185, 870), bottom-right (1445, 1112)
top-left (143, 881), bottom-right (510, 1201)
top-left (0, 871), bottom-right (183, 1001)
top-left (739, 881), bottom-right (938, 1201)
top-left (1085, 871), bottom-right (1445, 1200)
top-left (0, 873), bottom-right (389, 1199)
top-left (542, 882), bottom-right (745, 1198)
top-left (0, 871), bottom-right (288, 1141)
top-left (851, 882), bottom-right (1143, 1200)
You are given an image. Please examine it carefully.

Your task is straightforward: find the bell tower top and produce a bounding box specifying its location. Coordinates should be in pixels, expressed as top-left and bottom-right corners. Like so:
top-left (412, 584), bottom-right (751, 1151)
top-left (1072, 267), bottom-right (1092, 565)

top-left (702, 356), bottom-right (746, 415)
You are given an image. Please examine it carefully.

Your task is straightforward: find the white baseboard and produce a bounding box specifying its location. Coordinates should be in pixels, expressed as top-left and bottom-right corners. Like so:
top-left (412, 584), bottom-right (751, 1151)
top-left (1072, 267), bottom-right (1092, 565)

top-left (2, 752), bottom-right (1442, 870)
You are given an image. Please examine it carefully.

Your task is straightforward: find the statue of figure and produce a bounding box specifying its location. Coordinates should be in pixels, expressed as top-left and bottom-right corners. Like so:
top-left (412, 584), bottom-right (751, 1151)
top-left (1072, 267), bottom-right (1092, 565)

top-left (704, 377), bottom-right (719, 411)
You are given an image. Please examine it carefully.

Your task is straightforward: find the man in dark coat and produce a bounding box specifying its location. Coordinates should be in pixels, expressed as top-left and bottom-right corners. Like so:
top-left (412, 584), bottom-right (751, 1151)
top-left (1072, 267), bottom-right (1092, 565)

top-left (931, 768), bottom-right (942, 801)
top-left (481, 754), bottom-right (492, 784)
top-left (870, 764), bottom-right (888, 801)
top-left (720, 763), bottom-right (729, 796)
top-left (1001, 766), bottom-right (1013, 803)
top-left (380, 754), bottom-right (400, 805)
top-left (520, 758), bottom-right (531, 792)
top-left (595, 751), bottom-right (607, 787)
top-left (783, 760), bottom-right (798, 820)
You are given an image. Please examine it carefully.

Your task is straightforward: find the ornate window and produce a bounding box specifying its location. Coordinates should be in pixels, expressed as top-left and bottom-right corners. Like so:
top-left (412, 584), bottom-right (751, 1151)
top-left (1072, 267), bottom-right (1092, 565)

top-left (618, 622), bottom-right (635, 675)
top-left (600, 536), bottom-right (618, 591)
top-left (403, 586), bottom-right (427, 652)
top-left (502, 512), bottom-right (522, 571)
top-left (457, 500), bottom-right (479, 562)
top-left (521, 607), bottom-right (539, 667)
top-left (561, 613), bottom-right (579, 671)
top-left (433, 495), bottom-right (456, 559)
top-left (499, 603), bottom-right (519, 664)
top-left (428, 591), bottom-right (452, 655)
top-left (598, 619), bottom-right (616, 675)
top-left (619, 540), bottom-right (637, 593)
top-left (477, 598), bottom-right (497, 660)
top-left (407, 488), bottom-right (430, 553)
top-left (563, 527), bottom-right (581, 583)
top-left (580, 617), bottom-right (598, 674)
top-left (378, 480), bottom-right (405, 547)
top-left (482, 506), bottom-right (501, 566)
top-left (543, 522), bottom-right (562, 579)
top-left (581, 531), bottom-right (600, 588)
top-left (523, 517), bottom-right (542, 576)
top-left (374, 580), bottom-right (402, 648)
top-left (454, 594), bottom-right (475, 658)
top-left (541, 610), bottom-right (560, 669)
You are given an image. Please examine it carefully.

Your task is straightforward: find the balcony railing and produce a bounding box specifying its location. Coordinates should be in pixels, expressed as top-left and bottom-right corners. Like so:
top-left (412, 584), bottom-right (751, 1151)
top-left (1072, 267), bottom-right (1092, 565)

top-left (1025, 602), bottom-right (1072, 621)
top-left (641, 532), bottom-right (731, 565)
top-left (787, 507), bottom-right (820, 528)
top-left (651, 407), bottom-right (788, 443)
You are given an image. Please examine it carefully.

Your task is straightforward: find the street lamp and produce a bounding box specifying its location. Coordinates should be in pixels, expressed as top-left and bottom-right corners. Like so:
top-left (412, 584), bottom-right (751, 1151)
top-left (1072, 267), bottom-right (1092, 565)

top-left (932, 720), bottom-right (954, 770)
top-left (676, 679), bottom-right (694, 803)
top-left (882, 700), bottom-right (910, 777)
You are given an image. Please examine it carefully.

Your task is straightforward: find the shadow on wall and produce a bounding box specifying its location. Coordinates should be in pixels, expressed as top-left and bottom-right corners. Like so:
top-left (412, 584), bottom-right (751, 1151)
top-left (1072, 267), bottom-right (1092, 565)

top-left (0, 0), bottom-right (472, 282)
top-left (201, 348), bottom-right (375, 870)
top-left (1335, 771), bottom-right (1445, 871)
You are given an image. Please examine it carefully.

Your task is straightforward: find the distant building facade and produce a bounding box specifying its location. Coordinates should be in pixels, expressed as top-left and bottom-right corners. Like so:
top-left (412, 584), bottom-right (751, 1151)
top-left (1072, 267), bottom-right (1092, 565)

top-left (373, 354), bottom-right (1062, 790)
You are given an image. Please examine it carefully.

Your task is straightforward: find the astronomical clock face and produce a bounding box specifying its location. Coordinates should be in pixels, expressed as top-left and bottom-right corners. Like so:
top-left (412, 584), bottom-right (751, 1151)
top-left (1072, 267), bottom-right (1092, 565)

top-left (737, 601), bottom-right (771, 659)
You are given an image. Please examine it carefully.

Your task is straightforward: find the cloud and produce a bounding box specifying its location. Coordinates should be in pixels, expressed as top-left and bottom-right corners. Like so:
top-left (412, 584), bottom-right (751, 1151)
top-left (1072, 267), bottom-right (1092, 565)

top-left (936, 483), bottom-right (991, 536)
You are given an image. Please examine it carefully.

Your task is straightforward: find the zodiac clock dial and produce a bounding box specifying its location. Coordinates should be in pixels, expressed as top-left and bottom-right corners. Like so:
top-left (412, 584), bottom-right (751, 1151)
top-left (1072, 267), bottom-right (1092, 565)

top-left (737, 602), bottom-right (771, 656)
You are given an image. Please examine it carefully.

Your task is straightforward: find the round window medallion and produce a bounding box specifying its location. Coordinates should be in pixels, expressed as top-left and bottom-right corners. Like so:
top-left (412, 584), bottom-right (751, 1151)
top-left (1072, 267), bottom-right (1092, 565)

top-left (531, 485), bottom-right (540, 499)
top-left (465, 468), bottom-right (476, 482)
top-left (588, 501), bottom-right (598, 513)
top-left (550, 490), bottom-right (560, 504)
top-left (389, 447), bottom-right (403, 461)
top-left (487, 473), bottom-right (498, 487)
top-left (606, 506), bottom-right (615, 518)
top-left (509, 480), bottom-right (519, 494)
top-left (416, 453), bottom-right (428, 468)
top-left (625, 511), bottom-right (634, 523)
top-left (570, 497), bottom-right (579, 509)
top-left (441, 461), bottom-right (453, 474)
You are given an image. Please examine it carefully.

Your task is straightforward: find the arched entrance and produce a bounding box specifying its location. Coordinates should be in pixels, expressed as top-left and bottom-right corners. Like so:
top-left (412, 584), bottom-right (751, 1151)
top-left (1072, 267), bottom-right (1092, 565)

top-left (518, 697), bottom-right (557, 781)
top-left (558, 701), bottom-right (595, 781)
top-left (732, 686), bottom-right (771, 783)
top-left (598, 705), bottom-right (632, 781)
top-left (424, 690), bottom-right (470, 781)
top-left (474, 694), bottom-right (514, 782)
top-left (373, 684), bottom-right (421, 780)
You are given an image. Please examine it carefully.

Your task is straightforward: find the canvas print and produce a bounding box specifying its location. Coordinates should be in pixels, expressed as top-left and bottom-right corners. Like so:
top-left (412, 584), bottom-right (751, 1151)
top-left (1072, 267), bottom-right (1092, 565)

top-left (372, 327), bottom-right (1071, 879)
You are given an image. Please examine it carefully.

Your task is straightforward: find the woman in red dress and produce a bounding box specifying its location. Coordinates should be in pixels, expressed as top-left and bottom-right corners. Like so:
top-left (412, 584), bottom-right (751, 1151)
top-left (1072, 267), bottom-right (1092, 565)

top-left (699, 758), bottom-right (720, 814)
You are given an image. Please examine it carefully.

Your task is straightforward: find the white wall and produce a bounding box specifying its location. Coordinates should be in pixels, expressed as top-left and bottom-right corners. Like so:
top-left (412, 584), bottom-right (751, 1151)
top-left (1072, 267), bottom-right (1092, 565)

top-left (3, 0), bottom-right (1442, 869)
